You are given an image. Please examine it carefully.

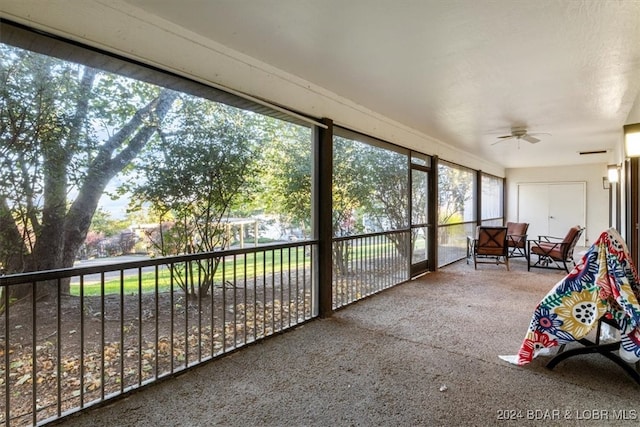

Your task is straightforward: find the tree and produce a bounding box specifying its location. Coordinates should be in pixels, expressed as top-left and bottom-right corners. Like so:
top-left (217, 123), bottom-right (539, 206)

top-left (260, 133), bottom-right (411, 274)
top-left (259, 124), bottom-right (313, 236)
top-left (90, 208), bottom-right (130, 238)
top-left (438, 164), bottom-right (473, 224)
top-left (131, 99), bottom-right (264, 298)
top-left (437, 163), bottom-right (474, 244)
top-left (330, 137), bottom-right (380, 274)
top-left (0, 44), bottom-right (178, 299)
top-left (359, 145), bottom-right (410, 257)
top-left (259, 132), bottom-right (367, 273)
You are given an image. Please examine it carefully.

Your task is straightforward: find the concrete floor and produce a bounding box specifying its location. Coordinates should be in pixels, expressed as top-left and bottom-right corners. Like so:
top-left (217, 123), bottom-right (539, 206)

top-left (56, 258), bottom-right (640, 426)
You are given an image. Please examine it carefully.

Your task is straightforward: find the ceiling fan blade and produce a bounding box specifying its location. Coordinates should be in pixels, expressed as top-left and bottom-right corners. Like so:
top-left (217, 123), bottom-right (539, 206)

top-left (522, 135), bottom-right (540, 144)
top-left (492, 136), bottom-right (514, 145)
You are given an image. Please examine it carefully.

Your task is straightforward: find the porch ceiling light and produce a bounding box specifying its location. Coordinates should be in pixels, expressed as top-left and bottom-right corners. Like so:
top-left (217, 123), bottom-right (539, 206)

top-left (625, 123), bottom-right (640, 157)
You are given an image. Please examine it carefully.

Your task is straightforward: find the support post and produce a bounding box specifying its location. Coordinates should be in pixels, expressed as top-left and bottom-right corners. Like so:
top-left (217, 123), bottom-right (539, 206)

top-left (315, 118), bottom-right (333, 317)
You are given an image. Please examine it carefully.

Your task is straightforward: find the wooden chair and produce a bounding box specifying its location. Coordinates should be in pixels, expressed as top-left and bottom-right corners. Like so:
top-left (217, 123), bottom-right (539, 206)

top-left (506, 222), bottom-right (529, 259)
top-left (527, 225), bottom-right (584, 272)
top-left (472, 226), bottom-right (509, 270)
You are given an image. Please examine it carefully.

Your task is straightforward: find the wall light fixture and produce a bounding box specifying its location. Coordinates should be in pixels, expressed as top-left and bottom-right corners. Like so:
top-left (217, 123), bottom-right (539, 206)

top-left (625, 123), bottom-right (640, 157)
top-left (607, 164), bottom-right (619, 183)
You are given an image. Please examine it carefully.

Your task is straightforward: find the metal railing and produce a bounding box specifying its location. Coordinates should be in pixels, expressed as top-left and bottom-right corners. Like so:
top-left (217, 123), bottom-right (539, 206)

top-left (0, 242), bottom-right (316, 426)
top-left (332, 230), bottom-right (410, 309)
top-left (437, 222), bottom-right (476, 267)
top-left (1, 230), bottom-right (414, 426)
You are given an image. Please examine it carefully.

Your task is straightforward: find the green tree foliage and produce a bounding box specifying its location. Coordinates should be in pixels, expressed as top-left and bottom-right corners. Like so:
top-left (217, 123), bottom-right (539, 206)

top-left (131, 99), bottom-right (265, 298)
top-left (0, 38), bottom-right (315, 304)
top-left (438, 163), bottom-right (473, 225)
top-left (332, 136), bottom-right (373, 236)
top-left (90, 208), bottom-right (130, 237)
top-left (0, 43), bottom-right (177, 298)
top-left (362, 146), bottom-right (409, 228)
top-left (265, 133), bottom-right (413, 274)
top-left (361, 145), bottom-right (410, 256)
top-left (259, 124), bottom-right (312, 236)
top-left (330, 137), bottom-right (410, 272)
top-left (437, 163), bottom-right (474, 245)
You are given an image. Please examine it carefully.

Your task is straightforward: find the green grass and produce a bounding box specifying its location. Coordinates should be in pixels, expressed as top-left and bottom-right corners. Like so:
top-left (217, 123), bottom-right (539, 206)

top-left (71, 239), bottom-right (406, 297)
top-left (71, 247), bottom-right (311, 296)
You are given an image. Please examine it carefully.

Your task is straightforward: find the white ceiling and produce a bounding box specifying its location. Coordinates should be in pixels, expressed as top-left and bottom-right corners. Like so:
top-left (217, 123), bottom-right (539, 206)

top-left (125, 0), bottom-right (640, 168)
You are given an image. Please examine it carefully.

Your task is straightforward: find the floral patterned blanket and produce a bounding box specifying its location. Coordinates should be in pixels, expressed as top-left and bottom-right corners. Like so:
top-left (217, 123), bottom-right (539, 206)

top-left (503, 228), bottom-right (640, 365)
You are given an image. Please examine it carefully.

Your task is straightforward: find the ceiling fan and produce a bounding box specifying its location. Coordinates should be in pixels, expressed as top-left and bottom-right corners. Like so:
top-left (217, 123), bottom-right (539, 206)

top-left (492, 127), bottom-right (550, 145)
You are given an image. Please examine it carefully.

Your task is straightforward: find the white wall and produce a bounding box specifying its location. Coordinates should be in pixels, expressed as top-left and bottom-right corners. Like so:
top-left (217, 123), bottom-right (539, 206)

top-left (0, 0), bottom-right (504, 177)
top-left (506, 163), bottom-right (610, 245)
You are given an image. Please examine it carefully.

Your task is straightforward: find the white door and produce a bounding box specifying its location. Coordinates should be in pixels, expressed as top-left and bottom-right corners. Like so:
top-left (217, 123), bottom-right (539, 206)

top-left (517, 182), bottom-right (586, 245)
top-left (517, 184), bottom-right (548, 241)
top-left (548, 183), bottom-right (585, 240)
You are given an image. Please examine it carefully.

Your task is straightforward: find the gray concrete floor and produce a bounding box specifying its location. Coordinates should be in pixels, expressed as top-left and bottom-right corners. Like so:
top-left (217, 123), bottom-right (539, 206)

top-left (56, 258), bottom-right (640, 426)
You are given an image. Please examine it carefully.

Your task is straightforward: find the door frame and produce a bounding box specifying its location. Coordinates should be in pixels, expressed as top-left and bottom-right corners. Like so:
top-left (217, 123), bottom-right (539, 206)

top-left (409, 160), bottom-right (432, 277)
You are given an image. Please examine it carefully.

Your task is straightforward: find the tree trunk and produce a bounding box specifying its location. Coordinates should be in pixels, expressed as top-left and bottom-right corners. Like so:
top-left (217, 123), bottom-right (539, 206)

top-left (25, 143), bottom-right (69, 298)
top-left (11, 88), bottom-right (179, 299)
top-left (0, 198), bottom-right (27, 274)
top-left (56, 90), bottom-right (178, 294)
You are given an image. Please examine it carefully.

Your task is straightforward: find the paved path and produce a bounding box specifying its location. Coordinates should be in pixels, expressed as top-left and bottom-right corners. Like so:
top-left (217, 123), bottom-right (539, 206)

top-left (72, 255), bottom-right (161, 284)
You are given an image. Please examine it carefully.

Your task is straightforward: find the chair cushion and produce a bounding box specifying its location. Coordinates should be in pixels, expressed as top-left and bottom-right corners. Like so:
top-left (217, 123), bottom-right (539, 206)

top-left (479, 247), bottom-right (507, 256)
top-left (507, 222), bottom-right (528, 236)
top-left (506, 222), bottom-right (528, 248)
top-left (531, 242), bottom-right (563, 259)
top-left (530, 226), bottom-right (583, 260)
top-left (476, 227), bottom-right (508, 256)
top-left (563, 226), bottom-right (581, 244)
top-left (508, 234), bottom-right (526, 248)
